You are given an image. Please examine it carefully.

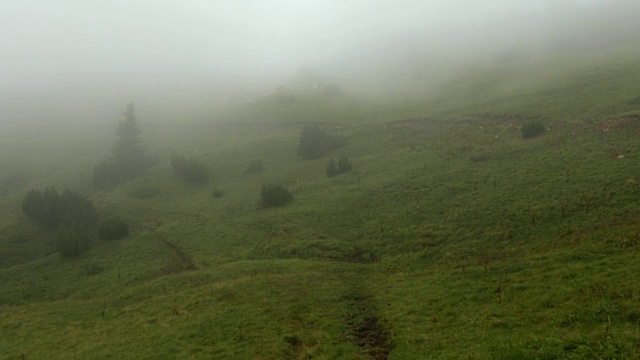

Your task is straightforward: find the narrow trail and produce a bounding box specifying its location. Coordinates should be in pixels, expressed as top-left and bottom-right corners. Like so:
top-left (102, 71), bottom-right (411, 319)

top-left (155, 232), bottom-right (197, 273)
top-left (344, 291), bottom-right (393, 359)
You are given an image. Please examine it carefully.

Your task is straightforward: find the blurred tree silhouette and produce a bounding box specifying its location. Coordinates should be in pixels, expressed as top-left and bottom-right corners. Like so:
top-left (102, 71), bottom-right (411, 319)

top-left (93, 103), bottom-right (154, 188)
top-left (297, 125), bottom-right (346, 160)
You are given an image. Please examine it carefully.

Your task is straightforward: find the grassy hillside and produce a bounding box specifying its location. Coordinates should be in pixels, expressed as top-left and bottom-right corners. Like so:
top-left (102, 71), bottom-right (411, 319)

top-left (1, 48), bottom-right (640, 359)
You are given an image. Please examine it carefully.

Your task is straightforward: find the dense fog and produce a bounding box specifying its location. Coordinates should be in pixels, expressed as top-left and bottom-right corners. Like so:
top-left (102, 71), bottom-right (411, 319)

top-left (2, 0), bottom-right (639, 126)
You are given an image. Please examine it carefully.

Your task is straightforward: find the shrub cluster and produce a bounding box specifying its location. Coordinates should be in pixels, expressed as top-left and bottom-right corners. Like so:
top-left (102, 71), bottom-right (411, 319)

top-left (521, 121), bottom-right (546, 139)
top-left (22, 188), bottom-right (100, 257)
top-left (170, 153), bottom-right (210, 184)
top-left (326, 155), bottom-right (353, 177)
top-left (97, 217), bottom-right (130, 240)
top-left (297, 125), bottom-right (347, 160)
top-left (259, 183), bottom-right (293, 208)
top-left (22, 188), bottom-right (98, 228)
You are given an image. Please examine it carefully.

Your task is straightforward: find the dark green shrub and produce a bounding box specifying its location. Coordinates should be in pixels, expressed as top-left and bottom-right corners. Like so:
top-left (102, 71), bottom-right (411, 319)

top-left (170, 153), bottom-right (210, 184)
top-left (521, 121), bottom-right (546, 139)
top-left (326, 155), bottom-right (353, 178)
top-left (212, 188), bottom-right (224, 198)
top-left (56, 224), bottom-right (94, 257)
top-left (85, 262), bottom-right (104, 275)
top-left (57, 190), bottom-right (99, 227)
top-left (326, 158), bottom-right (339, 177)
top-left (97, 217), bottom-right (129, 240)
top-left (129, 185), bottom-right (161, 199)
top-left (297, 125), bottom-right (347, 160)
top-left (22, 188), bottom-right (98, 228)
top-left (246, 159), bottom-right (264, 174)
top-left (21, 187), bottom-right (60, 227)
top-left (260, 184), bottom-right (293, 208)
top-left (337, 155), bottom-right (353, 173)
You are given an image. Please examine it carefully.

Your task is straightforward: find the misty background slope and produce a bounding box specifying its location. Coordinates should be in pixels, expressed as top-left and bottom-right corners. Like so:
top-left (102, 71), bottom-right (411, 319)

top-left (1, 0), bottom-right (639, 127)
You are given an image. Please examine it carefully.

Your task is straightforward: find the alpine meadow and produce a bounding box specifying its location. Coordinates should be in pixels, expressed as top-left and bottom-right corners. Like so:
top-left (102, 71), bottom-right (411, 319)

top-left (2, 1), bottom-right (640, 359)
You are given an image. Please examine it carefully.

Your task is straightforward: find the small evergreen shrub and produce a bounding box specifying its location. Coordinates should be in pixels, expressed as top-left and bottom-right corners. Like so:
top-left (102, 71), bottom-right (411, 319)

top-left (326, 155), bottom-right (353, 177)
top-left (212, 188), bottom-right (224, 198)
top-left (246, 159), bottom-right (264, 174)
top-left (326, 158), bottom-right (339, 177)
top-left (56, 224), bottom-right (94, 257)
top-left (337, 155), bottom-right (353, 173)
top-left (97, 217), bottom-right (130, 240)
top-left (129, 185), bottom-right (161, 199)
top-left (22, 188), bottom-right (98, 228)
top-left (170, 153), bottom-right (210, 184)
top-left (521, 121), bottom-right (546, 139)
top-left (260, 183), bottom-right (293, 208)
top-left (85, 262), bottom-right (104, 275)
top-left (297, 125), bottom-right (347, 160)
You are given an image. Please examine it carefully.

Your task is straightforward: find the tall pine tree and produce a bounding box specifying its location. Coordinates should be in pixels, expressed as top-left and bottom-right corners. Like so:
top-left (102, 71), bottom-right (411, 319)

top-left (93, 103), bottom-right (153, 188)
top-left (111, 103), bottom-right (148, 178)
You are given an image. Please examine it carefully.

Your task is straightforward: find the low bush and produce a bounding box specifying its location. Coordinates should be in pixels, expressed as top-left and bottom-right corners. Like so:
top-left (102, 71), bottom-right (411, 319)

top-left (521, 121), bottom-right (546, 139)
top-left (97, 217), bottom-right (130, 240)
top-left (56, 224), bottom-right (94, 258)
top-left (170, 153), bottom-right (210, 184)
top-left (297, 125), bottom-right (347, 160)
top-left (212, 188), bottom-right (224, 198)
top-left (337, 155), bottom-right (353, 173)
top-left (326, 155), bottom-right (353, 177)
top-left (326, 158), bottom-right (339, 177)
top-left (246, 159), bottom-right (264, 174)
top-left (260, 183), bottom-right (293, 208)
top-left (85, 262), bottom-right (104, 275)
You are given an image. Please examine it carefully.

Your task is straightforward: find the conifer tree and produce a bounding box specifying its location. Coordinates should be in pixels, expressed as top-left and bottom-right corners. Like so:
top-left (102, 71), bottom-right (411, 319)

top-left (111, 103), bottom-right (149, 179)
top-left (93, 103), bottom-right (153, 188)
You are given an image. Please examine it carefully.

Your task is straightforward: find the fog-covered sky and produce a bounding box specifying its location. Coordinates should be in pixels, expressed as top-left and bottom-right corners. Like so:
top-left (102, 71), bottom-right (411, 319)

top-left (2, 1), bottom-right (617, 86)
top-left (2, 0), bottom-right (637, 124)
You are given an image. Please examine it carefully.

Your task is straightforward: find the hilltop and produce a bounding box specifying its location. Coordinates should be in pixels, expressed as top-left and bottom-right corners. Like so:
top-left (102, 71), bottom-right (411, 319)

top-left (1, 45), bottom-right (640, 359)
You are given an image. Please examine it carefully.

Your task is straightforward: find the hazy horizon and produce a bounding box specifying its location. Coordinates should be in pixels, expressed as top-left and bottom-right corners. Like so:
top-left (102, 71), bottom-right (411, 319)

top-left (2, 0), bottom-right (638, 126)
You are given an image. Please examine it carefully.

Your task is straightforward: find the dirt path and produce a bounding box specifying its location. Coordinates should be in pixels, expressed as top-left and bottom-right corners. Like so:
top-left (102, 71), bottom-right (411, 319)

top-left (344, 291), bottom-right (393, 359)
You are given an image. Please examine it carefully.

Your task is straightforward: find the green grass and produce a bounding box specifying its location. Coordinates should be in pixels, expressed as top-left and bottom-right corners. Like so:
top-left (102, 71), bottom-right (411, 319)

top-left (2, 47), bottom-right (640, 359)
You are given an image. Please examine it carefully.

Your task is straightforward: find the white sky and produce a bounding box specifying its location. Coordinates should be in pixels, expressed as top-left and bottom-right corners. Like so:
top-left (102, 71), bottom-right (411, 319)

top-left (3, 0), bottom-right (636, 125)
top-left (1, 1), bottom-right (612, 87)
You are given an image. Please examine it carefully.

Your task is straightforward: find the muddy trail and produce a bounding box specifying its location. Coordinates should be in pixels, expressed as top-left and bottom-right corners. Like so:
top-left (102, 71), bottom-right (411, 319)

top-left (344, 292), bottom-right (393, 359)
top-left (156, 233), bottom-right (197, 274)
